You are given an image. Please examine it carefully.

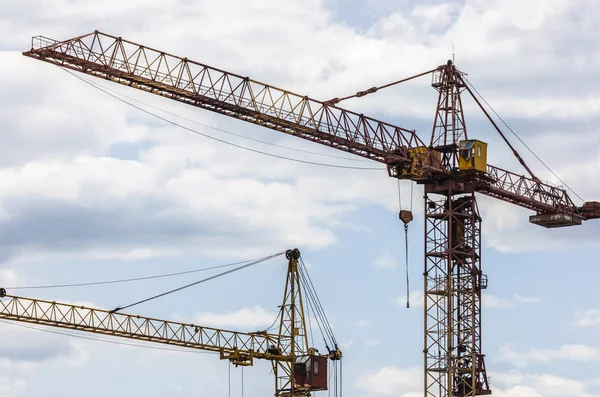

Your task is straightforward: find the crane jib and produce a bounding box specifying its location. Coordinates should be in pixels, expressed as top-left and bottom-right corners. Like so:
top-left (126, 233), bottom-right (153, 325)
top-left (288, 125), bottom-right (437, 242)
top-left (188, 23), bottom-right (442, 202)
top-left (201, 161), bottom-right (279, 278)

top-left (19, 30), bottom-right (600, 397)
top-left (22, 31), bottom-right (598, 222)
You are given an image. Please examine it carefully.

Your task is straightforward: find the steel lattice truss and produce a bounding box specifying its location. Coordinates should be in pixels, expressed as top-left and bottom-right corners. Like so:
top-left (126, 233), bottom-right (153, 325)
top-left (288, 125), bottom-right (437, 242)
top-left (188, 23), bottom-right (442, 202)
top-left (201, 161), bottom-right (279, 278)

top-left (481, 165), bottom-right (576, 212)
top-left (273, 250), bottom-right (311, 397)
top-left (25, 33), bottom-right (425, 164)
top-left (22, 31), bottom-right (594, 219)
top-left (424, 194), bottom-right (490, 397)
top-left (0, 295), bottom-right (283, 363)
top-left (18, 30), bottom-right (600, 397)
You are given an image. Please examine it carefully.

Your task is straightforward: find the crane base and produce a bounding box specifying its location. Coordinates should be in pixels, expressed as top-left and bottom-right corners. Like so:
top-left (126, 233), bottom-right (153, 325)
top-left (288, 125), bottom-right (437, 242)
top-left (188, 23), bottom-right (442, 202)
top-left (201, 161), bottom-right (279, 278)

top-left (529, 213), bottom-right (582, 228)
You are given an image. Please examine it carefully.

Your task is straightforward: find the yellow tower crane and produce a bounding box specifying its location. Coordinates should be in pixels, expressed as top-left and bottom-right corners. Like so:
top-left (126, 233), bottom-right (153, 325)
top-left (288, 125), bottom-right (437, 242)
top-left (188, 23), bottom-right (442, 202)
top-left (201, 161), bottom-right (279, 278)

top-left (19, 31), bottom-right (600, 397)
top-left (0, 249), bottom-right (342, 397)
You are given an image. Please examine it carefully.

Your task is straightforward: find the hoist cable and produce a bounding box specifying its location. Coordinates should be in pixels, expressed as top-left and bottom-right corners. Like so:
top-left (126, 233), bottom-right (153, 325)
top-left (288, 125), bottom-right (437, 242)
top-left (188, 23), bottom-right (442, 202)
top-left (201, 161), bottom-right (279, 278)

top-left (261, 311), bottom-right (282, 333)
top-left (85, 76), bottom-right (374, 164)
top-left (328, 361), bottom-right (332, 397)
top-left (297, 266), bottom-right (329, 348)
top-left (65, 69), bottom-right (385, 172)
top-left (404, 223), bottom-right (410, 309)
top-left (407, 181), bottom-right (414, 307)
top-left (334, 361), bottom-right (338, 397)
top-left (410, 181), bottom-right (414, 212)
top-left (305, 296), bottom-right (316, 349)
top-left (7, 258), bottom-right (260, 291)
top-left (304, 294), bottom-right (328, 349)
top-left (463, 77), bottom-right (585, 203)
top-left (340, 358), bottom-right (343, 397)
top-left (298, 262), bottom-right (335, 348)
top-left (298, 260), bottom-right (337, 345)
top-left (110, 251), bottom-right (285, 312)
top-left (397, 180), bottom-right (412, 308)
top-left (397, 180), bottom-right (402, 210)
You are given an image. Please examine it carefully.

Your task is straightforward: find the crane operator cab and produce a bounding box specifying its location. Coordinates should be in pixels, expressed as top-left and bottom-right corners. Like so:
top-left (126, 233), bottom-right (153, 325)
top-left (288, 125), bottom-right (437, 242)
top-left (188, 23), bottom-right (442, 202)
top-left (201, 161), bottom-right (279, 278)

top-left (458, 139), bottom-right (487, 173)
top-left (294, 355), bottom-right (328, 391)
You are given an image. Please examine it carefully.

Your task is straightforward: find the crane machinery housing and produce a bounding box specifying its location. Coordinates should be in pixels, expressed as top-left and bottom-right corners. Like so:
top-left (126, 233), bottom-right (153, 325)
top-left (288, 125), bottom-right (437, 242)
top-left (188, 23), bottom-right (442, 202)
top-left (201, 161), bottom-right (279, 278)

top-left (20, 31), bottom-right (600, 397)
top-left (0, 249), bottom-right (342, 397)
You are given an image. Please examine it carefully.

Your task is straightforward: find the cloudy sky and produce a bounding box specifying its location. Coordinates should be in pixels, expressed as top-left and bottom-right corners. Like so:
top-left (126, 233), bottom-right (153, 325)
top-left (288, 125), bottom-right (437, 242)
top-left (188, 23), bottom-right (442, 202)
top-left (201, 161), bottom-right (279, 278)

top-left (0, 0), bottom-right (599, 396)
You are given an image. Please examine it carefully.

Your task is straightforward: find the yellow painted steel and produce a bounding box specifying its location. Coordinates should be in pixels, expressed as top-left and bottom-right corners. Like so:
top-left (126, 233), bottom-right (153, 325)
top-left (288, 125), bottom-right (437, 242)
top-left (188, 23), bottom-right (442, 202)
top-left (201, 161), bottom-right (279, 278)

top-left (398, 146), bottom-right (441, 179)
top-left (0, 249), bottom-right (336, 397)
top-left (458, 140), bottom-right (487, 172)
top-left (0, 294), bottom-right (284, 365)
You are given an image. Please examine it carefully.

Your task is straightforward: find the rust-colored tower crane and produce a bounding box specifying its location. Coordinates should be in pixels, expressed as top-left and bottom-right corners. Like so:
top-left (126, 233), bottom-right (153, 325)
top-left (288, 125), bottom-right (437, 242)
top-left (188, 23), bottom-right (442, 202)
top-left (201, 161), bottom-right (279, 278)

top-left (0, 249), bottom-right (342, 397)
top-left (21, 32), bottom-right (600, 397)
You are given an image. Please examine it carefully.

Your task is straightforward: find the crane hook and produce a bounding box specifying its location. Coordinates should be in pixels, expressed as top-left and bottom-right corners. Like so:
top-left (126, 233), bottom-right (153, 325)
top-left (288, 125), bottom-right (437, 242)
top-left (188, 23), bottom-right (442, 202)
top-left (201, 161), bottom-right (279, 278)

top-left (399, 210), bottom-right (413, 309)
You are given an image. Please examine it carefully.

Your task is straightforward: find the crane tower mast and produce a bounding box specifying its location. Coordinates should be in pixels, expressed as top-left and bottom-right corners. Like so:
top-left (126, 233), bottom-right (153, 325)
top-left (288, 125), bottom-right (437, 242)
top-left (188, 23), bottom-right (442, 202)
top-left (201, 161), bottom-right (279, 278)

top-left (21, 31), bottom-right (600, 397)
top-left (0, 249), bottom-right (339, 397)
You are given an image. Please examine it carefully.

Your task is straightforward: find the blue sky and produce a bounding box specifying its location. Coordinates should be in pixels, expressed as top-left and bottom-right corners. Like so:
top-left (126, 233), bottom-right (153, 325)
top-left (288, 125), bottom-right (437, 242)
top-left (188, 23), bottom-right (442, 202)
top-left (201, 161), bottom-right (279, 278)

top-left (0, 0), bottom-right (599, 396)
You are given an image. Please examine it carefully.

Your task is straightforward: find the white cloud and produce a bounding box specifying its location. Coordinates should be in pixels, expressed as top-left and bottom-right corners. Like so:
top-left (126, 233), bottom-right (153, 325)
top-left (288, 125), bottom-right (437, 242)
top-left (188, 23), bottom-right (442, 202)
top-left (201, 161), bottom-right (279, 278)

top-left (0, 0), bottom-right (597, 265)
top-left (340, 339), bottom-right (354, 350)
top-left (483, 293), bottom-right (513, 309)
top-left (492, 385), bottom-right (543, 397)
top-left (396, 289), bottom-right (424, 309)
top-left (0, 268), bottom-right (18, 287)
top-left (499, 344), bottom-right (600, 365)
top-left (373, 252), bottom-right (399, 269)
top-left (0, 321), bottom-right (96, 397)
top-left (527, 373), bottom-right (596, 397)
top-left (354, 366), bottom-right (421, 396)
top-left (192, 306), bottom-right (277, 329)
top-left (514, 295), bottom-right (542, 304)
top-left (575, 309), bottom-right (600, 327)
top-left (365, 338), bottom-right (380, 347)
top-left (491, 370), bottom-right (598, 397)
top-left (0, 0), bottom-right (599, 395)
top-left (356, 320), bottom-right (370, 327)
top-left (396, 290), bottom-right (515, 309)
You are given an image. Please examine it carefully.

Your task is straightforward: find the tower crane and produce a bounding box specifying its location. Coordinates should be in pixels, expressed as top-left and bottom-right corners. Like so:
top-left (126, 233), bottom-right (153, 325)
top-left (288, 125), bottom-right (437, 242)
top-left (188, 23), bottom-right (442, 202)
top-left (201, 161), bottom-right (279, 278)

top-left (0, 249), bottom-right (342, 397)
top-left (21, 31), bottom-right (600, 397)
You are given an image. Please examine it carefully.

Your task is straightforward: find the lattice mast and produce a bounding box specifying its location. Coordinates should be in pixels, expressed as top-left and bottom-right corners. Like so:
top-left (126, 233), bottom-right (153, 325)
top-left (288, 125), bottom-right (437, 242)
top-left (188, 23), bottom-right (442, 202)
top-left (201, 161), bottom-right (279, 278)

top-left (424, 61), bottom-right (490, 397)
top-left (274, 248), bottom-right (310, 397)
top-left (20, 31), bottom-right (600, 397)
top-left (430, 60), bottom-right (468, 169)
top-left (0, 248), bottom-right (330, 397)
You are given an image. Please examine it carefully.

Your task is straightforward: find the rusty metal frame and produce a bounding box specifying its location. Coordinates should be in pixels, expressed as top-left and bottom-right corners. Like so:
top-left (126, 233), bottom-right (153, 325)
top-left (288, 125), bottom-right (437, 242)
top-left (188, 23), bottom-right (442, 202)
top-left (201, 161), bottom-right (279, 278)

top-left (19, 30), bottom-right (600, 397)
top-left (23, 32), bottom-right (592, 220)
top-left (478, 165), bottom-right (577, 213)
top-left (430, 62), bottom-right (468, 169)
top-left (424, 192), bottom-right (490, 397)
top-left (24, 32), bottom-right (426, 165)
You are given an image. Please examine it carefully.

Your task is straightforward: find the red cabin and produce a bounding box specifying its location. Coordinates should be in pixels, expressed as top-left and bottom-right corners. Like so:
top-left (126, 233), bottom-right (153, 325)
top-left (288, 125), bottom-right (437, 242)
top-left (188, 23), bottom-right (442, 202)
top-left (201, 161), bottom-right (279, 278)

top-left (294, 355), bottom-right (328, 391)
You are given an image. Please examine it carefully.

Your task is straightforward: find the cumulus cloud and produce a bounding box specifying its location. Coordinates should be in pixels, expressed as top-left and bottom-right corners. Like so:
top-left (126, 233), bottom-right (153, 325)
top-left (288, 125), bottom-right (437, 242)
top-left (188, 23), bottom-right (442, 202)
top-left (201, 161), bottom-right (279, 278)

top-left (340, 339), bottom-right (354, 350)
top-left (486, 370), bottom-right (598, 397)
top-left (354, 366), bottom-right (422, 396)
top-left (192, 306), bottom-right (278, 329)
top-left (396, 290), bottom-right (531, 309)
top-left (514, 295), bottom-right (542, 304)
top-left (0, 268), bottom-right (18, 287)
top-left (0, 0), bottom-right (599, 396)
top-left (499, 344), bottom-right (600, 365)
top-left (575, 309), bottom-right (600, 327)
top-left (373, 252), bottom-right (399, 269)
top-left (0, 0), bottom-right (597, 265)
top-left (357, 366), bottom-right (600, 397)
